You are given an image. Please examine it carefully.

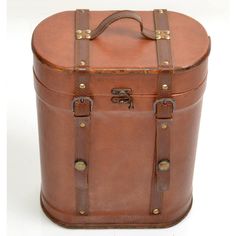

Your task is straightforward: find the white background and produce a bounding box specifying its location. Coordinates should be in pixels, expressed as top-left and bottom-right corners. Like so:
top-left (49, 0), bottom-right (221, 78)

top-left (3, 0), bottom-right (236, 235)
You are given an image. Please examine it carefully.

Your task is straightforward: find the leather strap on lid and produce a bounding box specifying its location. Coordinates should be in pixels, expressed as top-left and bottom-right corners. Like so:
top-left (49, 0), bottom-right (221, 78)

top-left (73, 9), bottom-right (92, 216)
top-left (150, 9), bottom-right (175, 215)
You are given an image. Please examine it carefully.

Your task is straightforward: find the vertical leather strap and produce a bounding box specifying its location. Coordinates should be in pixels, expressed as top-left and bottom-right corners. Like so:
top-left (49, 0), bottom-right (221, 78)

top-left (150, 9), bottom-right (175, 215)
top-left (73, 9), bottom-right (92, 216)
top-left (75, 9), bottom-right (90, 96)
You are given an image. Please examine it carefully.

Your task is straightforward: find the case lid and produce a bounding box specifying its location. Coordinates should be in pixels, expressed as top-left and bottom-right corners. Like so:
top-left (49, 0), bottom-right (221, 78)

top-left (32, 10), bottom-right (210, 72)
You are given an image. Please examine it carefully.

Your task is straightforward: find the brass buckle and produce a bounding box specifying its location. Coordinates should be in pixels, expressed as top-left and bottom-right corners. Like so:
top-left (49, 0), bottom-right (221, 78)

top-left (153, 98), bottom-right (176, 114)
top-left (72, 97), bottom-right (93, 116)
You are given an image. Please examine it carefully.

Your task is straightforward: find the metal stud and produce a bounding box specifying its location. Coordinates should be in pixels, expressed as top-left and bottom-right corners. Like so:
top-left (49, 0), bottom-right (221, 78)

top-left (156, 35), bottom-right (161, 40)
top-left (79, 83), bottom-right (86, 89)
top-left (161, 123), bottom-right (168, 129)
top-left (80, 60), bottom-right (86, 66)
top-left (165, 35), bottom-right (170, 40)
top-left (76, 28), bottom-right (91, 40)
top-left (76, 30), bottom-right (82, 39)
top-left (75, 160), bottom-right (87, 171)
top-left (152, 208), bottom-right (160, 215)
top-left (155, 30), bottom-right (170, 40)
top-left (86, 34), bottom-right (91, 39)
top-left (79, 210), bottom-right (85, 215)
top-left (158, 160), bottom-right (170, 171)
top-left (80, 122), bottom-right (86, 128)
top-left (159, 9), bottom-right (164, 14)
top-left (163, 60), bottom-right (169, 66)
top-left (162, 84), bottom-right (168, 90)
top-left (76, 35), bottom-right (82, 39)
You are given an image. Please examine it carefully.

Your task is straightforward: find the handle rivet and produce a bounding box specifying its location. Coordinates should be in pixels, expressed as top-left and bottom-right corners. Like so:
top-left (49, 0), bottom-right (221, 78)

top-left (79, 83), bottom-right (86, 89)
top-left (80, 122), bottom-right (86, 128)
top-left (152, 208), bottom-right (160, 215)
top-left (165, 35), bottom-right (170, 40)
top-left (86, 34), bottom-right (91, 39)
top-left (158, 9), bottom-right (164, 14)
top-left (162, 84), bottom-right (168, 90)
top-left (79, 210), bottom-right (86, 215)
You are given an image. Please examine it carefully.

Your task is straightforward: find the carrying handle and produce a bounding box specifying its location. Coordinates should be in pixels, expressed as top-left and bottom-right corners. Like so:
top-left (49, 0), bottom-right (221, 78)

top-left (90, 10), bottom-right (156, 40)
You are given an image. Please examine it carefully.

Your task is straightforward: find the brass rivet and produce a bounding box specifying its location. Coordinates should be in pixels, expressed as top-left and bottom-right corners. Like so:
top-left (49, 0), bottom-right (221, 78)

top-left (76, 35), bottom-right (82, 40)
top-left (153, 208), bottom-right (160, 215)
top-left (86, 34), bottom-right (91, 39)
top-left (80, 60), bottom-right (86, 66)
top-left (155, 30), bottom-right (171, 40)
top-left (75, 160), bottom-right (87, 171)
top-left (162, 84), bottom-right (168, 90)
top-left (85, 29), bottom-right (91, 34)
top-left (76, 30), bottom-right (82, 34)
top-left (79, 83), bottom-right (86, 89)
top-left (161, 123), bottom-right (168, 129)
top-left (165, 35), bottom-right (171, 40)
top-left (79, 210), bottom-right (85, 215)
top-left (159, 9), bottom-right (164, 14)
top-left (163, 60), bottom-right (169, 66)
top-left (80, 122), bottom-right (86, 128)
top-left (158, 160), bottom-right (170, 171)
top-left (80, 9), bottom-right (85, 13)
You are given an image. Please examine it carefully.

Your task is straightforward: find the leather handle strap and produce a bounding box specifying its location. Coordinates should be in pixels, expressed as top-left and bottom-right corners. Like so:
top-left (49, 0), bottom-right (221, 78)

top-left (88, 10), bottom-right (156, 40)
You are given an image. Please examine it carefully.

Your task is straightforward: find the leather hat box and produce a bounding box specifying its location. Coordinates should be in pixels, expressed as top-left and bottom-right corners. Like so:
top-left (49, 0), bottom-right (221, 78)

top-left (32, 9), bottom-right (210, 228)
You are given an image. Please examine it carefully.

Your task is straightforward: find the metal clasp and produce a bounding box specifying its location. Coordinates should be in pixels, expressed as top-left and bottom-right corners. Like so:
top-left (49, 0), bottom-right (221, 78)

top-left (111, 88), bottom-right (134, 109)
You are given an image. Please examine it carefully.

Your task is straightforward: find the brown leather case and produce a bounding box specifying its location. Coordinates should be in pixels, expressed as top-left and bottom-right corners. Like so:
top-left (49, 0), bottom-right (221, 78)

top-left (32, 9), bottom-right (210, 228)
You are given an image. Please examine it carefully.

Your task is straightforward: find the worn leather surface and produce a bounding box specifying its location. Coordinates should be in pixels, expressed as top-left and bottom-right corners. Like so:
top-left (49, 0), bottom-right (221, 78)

top-left (32, 9), bottom-right (210, 228)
